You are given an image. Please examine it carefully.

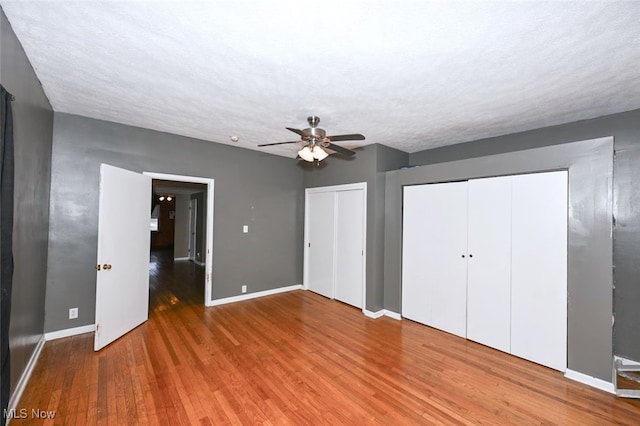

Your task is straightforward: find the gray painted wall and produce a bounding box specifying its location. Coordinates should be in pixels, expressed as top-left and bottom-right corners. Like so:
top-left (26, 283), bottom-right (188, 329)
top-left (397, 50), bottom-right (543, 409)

top-left (386, 138), bottom-right (614, 381)
top-left (409, 109), bottom-right (640, 362)
top-left (303, 144), bottom-right (407, 311)
top-left (0, 9), bottom-right (53, 394)
top-left (373, 145), bottom-right (410, 310)
top-left (46, 113), bottom-right (303, 332)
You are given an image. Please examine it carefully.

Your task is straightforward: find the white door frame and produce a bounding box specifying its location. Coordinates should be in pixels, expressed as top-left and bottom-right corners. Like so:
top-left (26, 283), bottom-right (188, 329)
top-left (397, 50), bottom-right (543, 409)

top-left (303, 182), bottom-right (367, 312)
top-left (144, 172), bottom-right (215, 306)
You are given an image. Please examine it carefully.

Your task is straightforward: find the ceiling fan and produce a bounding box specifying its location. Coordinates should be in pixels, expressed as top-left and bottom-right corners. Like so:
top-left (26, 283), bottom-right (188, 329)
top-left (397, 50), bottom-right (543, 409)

top-left (258, 116), bottom-right (365, 162)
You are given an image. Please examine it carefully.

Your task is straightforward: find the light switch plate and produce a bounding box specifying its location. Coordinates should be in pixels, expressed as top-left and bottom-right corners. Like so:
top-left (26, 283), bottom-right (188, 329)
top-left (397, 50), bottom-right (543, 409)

top-left (243, 225), bottom-right (248, 233)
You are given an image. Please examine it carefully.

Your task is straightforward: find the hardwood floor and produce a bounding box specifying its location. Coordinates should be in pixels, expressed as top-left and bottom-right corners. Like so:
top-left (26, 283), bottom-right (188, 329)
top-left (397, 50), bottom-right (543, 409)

top-left (13, 250), bottom-right (640, 424)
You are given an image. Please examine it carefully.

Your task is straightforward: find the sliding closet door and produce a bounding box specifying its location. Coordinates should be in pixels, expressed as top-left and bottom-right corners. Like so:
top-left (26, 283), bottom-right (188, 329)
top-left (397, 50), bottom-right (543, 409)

top-left (466, 176), bottom-right (512, 353)
top-left (334, 189), bottom-right (365, 308)
top-left (402, 182), bottom-right (468, 338)
top-left (305, 184), bottom-right (367, 305)
top-left (511, 171), bottom-right (567, 371)
top-left (306, 191), bottom-right (335, 299)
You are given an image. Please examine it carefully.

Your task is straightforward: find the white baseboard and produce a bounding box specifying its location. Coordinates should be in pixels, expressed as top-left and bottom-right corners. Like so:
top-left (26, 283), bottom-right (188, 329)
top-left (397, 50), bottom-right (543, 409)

top-left (615, 356), bottom-right (640, 366)
top-left (7, 335), bottom-right (46, 421)
top-left (44, 324), bottom-right (95, 341)
top-left (174, 257), bottom-right (189, 261)
top-left (194, 260), bottom-right (205, 266)
top-left (363, 309), bottom-right (402, 320)
top-left (565, 369), bottom-right (615, 394)
top-left (384, 310), bottom-right (402, 320)
top-left (209, 284), bottom-right (303, 306)
top-left (363, 309), bottom-right (384, 319)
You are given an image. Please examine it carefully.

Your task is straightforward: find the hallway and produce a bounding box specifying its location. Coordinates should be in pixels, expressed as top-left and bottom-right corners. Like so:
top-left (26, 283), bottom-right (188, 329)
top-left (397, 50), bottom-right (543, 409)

top-left (148, 249), bottom-right (205, 313)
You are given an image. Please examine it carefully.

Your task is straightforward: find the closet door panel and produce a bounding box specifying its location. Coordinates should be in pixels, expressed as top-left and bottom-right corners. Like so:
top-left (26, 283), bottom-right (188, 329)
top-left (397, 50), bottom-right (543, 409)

top-left (335, 189), bottom-right (365, 308)
top-left (467, 176), bottom-right (512, 353)
top-left (402, 182), bottom-right (468, 338)
top-left (307, 191), bottom-right (336, 299)
top-left (511, 171), bottom-right (567, 371)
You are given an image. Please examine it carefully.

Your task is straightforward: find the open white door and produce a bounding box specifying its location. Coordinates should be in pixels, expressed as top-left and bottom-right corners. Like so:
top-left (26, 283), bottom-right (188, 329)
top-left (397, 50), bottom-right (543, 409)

top-left (95, 164), bottom-right (151, 351)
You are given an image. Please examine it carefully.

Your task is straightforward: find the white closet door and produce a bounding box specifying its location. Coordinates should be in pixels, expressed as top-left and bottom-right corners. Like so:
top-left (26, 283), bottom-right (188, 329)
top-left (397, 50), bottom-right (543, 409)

top-left (511, 171), bottom-right (567, 371)
top-left (467, 176), bottom-right (512, 353)
top-left (335, 189), bottom-right (365, 308)
top-left (307, 191), bottom-right (335, 299)
top-left (402, 182), bottom-right (468, 338)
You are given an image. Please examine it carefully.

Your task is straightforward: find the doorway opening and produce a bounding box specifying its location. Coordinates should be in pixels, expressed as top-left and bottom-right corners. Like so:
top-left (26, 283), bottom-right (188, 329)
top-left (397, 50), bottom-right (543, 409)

top-left (144, 172), bottom-right (215, 306)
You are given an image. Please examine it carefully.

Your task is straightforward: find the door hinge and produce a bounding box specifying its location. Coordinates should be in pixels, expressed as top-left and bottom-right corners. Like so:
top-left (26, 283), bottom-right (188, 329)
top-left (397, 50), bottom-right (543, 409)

top-left (95, 323), bottom-right (100, 336)
top-left (308, 243), bottom-right (311, 248)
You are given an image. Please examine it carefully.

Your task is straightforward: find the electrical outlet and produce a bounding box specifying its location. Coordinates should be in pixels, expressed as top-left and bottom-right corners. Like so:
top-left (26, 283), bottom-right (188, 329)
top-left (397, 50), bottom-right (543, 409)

top-left (69, 307), bottom-right (78, 319)
top-left (243, 225), bottom-right (249, 233)
top-left (241, 285), bottom-right (247, 293)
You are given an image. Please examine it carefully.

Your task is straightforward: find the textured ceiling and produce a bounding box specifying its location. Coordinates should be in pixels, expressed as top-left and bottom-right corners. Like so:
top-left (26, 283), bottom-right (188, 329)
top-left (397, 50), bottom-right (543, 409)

top-left (2, 1), bottom-right (640, 158)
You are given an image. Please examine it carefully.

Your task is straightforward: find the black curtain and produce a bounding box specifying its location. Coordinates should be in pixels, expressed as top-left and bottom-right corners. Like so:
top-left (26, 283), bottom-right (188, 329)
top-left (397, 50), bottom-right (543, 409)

top-left (0, 85), bottom-right (15, 422)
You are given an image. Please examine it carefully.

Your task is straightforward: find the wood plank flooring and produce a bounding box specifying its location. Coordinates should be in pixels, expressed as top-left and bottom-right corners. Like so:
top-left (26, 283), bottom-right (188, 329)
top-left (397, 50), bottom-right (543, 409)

top-left (13, 250), bottom-right (640, 424)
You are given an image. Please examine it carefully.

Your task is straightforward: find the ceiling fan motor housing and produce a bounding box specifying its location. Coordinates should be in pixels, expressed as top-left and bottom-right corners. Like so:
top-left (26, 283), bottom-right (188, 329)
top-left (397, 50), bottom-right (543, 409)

top-left (304, 127), bottom-right (326, 142)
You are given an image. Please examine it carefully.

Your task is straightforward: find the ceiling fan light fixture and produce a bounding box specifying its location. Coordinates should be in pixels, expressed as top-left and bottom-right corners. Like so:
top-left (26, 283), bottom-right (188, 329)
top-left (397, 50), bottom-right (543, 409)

top-left (258, 116), bottom-right (362, 161)
top-left (312, 145), bottom-right (329, 161)
top-left (298, 146), bottom-right (314, 162)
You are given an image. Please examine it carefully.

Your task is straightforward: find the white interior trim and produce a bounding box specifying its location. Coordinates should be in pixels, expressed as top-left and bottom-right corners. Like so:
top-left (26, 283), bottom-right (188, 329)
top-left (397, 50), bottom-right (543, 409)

top-left (209, 284), bottom-right (302, 306)
top-left (144, 172), bottom-right (215, 306)
top-left (45, 324), bottom-right (95, 341)
top-left (613, 355), bottom-right (640, 397)
top-left (565, 369), bottom-right (615, 394)
top-left (364, 310), bottom-right (402, 320)
top-left (363, 310), bottom-right (384, 319)
top-left (384, 310), bottom-right (402, 320)
top-left (303, 182), bottom-right (367, 312)
top-left (174, 257), bottom-right (190, 261)
top-left (7, 336), bottom-right (45, 422)
top-left (615, 356), bottom-right (640, 366)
